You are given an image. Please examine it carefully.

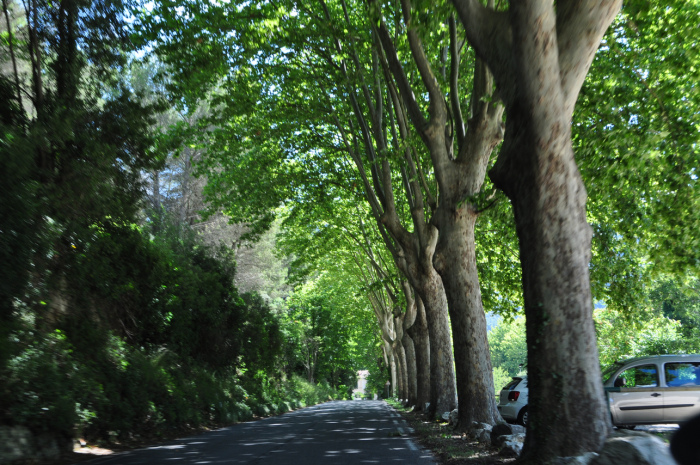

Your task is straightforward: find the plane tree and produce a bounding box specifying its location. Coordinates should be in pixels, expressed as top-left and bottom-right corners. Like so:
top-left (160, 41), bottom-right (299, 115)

top-left (449, 0), bottom-right (623, 460)
top-left (362, 0), bottom-right (511, 424)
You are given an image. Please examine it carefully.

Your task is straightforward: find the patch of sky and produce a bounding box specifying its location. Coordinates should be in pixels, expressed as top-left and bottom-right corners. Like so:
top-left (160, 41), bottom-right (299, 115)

top-left (485, 312), bottom-right (500, 332)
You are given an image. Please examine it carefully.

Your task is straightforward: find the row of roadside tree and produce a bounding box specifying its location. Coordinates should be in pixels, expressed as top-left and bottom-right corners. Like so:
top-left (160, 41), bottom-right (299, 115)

top-left (134, 0), bottom-right (699, 462)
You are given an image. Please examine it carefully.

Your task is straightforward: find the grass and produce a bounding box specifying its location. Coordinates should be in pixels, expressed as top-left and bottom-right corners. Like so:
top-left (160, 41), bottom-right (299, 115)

top-left (386, 399), bottom-right (517, 465)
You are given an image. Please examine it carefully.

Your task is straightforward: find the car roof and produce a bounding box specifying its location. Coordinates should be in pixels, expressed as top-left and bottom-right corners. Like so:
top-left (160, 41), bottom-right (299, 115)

top-left (612, 354), bottom-right (700, 365)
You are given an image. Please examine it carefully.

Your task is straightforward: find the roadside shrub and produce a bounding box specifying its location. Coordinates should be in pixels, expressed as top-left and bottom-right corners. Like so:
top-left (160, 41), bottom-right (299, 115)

top-left (5, 330), bottom-right (83, 437)
top-left (233, 402), bottom-right (253, 421)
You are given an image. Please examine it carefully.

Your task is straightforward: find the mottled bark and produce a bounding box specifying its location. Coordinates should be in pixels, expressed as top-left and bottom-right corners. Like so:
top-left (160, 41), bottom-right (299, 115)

top-left (389, 344), bottom-right (398, 397)
top-left (414, 267), bottom-right (457, 416)
top-left (434, 209), bottom-right (500, 427)
top-left (395, 342), bottom-right (408, 400)
top-left (394, 315), bottom-right (409, 401)
top-left (402, 332), bottom-right (417, 405)
top-left (382, 340), bottom-right (397, 397)
top-left (451, 0), bottom-right (621, 459)
top-left (408, 294), bottom-right (430, 410)
top-left (401, 281), bottom-right (419, 407)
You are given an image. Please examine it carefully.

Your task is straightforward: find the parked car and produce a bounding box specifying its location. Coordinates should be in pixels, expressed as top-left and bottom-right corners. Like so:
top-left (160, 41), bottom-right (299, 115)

top-left (497, 354), bottom-right (700, 429)
top-left (603, 354), bottom-right (700, 427)
top-left (497, 376), bottom-right (529, 426)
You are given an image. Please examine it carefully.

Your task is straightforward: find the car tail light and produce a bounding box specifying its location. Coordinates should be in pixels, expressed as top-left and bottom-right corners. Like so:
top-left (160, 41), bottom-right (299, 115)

top-left (508, 391), bottom-right (520, 402)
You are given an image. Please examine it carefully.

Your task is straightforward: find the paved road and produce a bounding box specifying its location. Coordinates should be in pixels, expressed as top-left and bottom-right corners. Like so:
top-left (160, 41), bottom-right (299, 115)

top-left (635, 424), bottom-right (680, 434)
top-left (78, 400), bottom-right (435, 464)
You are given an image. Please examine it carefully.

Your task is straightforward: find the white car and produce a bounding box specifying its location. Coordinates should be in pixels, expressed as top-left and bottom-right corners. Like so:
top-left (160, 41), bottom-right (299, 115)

top-left (497, 376), bottom-right (529, 426)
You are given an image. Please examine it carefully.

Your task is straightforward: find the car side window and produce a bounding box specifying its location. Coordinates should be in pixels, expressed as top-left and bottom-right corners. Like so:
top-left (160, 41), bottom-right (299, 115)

top-left (665, 362), bottom-right (700, 386)
top-left (614, 364), bottom-right (659, 388)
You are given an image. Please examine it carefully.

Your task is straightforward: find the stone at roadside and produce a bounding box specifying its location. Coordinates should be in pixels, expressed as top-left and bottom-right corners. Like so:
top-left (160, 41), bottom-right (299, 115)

top-left (553, 452), bottom-right (599, 465)
top-left (468, 421), bottom-right (493, 443)
top-left (477, 429), bottom-right (492, 443)
top-left (497, 434), bottom-right (526, 456)
top-left (494, 432), bottom-right (525, 449)
top-left (510, 424), bottom-right (525, 434)
top-left (448, 409), bottom-right (458, 426)
top-left (0, 426), bottom-right (71, 463)
top-left (441, 411), bottom-right (451, 421)
top-left (490, 422), bottom-right (525, 446)
top-left (471, 421), bottom-right (492, 431)
top-left (591, 431), bottom-right (676, 465)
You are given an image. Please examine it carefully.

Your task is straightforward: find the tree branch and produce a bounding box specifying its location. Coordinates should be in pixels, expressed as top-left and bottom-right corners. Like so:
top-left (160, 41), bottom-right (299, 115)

top-left (449, 15), bottom-right (466, 151)
top-left (368, 0), bottom-right (428, 138)
top-left (556, 0), bottom-right (623, 119)
top-left (450, 0), bottom-right (512, 102)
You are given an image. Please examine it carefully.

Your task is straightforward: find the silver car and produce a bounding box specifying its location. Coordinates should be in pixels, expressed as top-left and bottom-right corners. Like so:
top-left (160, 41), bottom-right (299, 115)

top-left (603, 354), bottom-right (700, 427)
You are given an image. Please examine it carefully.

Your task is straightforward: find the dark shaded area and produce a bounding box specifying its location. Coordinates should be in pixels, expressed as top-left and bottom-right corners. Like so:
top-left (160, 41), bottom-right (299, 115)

top-left (671, 413), bottom-right (700, 465)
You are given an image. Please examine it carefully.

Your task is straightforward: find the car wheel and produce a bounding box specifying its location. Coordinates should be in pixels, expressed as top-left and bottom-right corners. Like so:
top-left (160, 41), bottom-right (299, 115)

top-left (517, 407), bottom-right (528, 427)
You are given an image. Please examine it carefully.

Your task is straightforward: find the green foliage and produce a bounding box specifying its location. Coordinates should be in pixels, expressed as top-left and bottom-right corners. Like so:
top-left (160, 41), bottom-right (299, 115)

top-left (488, 317), bottom-right (527, 377)
top-left (492, 366), bottom-right (513, 394)
top-left (282, 275), bottom-right (377, 392)
top-left (364, 367), bottom-right (391, 399)
top-left (5, 330), bottom-right (84, 436)
top-left (595, 306), bottom-right (700, 367)
top-left (1, 0), bottom-right (373, 448)
top-left (0, 82), bottom-right (39, 366)
top-left (649, 277), bottom-right (700, 339)
top-left (239, 293), bottom-right (283, 375)
top-left (576, 0), bottom-right (700, 310)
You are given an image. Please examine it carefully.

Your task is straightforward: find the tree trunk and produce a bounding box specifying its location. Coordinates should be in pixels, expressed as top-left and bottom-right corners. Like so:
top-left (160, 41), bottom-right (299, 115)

top-left (396, 344), bottom-right (407, 400)
top-left (400, 281), bottom-right (419, 407)
top-left (384, 340), bottom-right (398, 398)
top-left (415, 270), bottom-right (457, 417)
top-left (493, 123), bottom-right (610, 461)
top-left (407, 294), bottom-right (430, 411)
top-left (390, 348), bottom-right (398, 398)
top-left (402, 331), bottom-right (418, 406)
top-left (434, 208), bottom-right (500, 427)
top-left (395, 339), bottom-right (408, 401)
top-left (394, 312), bottom-right (410, 402)
top-left (450, 0), bottom-right (621, 459)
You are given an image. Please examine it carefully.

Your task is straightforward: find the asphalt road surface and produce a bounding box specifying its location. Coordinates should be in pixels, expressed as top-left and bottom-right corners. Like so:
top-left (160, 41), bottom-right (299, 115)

top-left (77, 400), bottom-right (435, 464)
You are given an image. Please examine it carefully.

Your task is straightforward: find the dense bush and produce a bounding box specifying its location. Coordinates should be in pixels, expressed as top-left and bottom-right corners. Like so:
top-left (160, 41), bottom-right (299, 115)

top-left (0, 217), bottom-right (347, 443)
top-left (3, 324), bottom-right (342, 442)
top-left (0, 0), bottom-right (359, 448)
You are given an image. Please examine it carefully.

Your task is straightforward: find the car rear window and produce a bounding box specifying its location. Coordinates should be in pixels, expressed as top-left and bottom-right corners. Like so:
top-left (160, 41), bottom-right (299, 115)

top-left (664, 362), bottom-right (700, 386)
top-left (502, 378), bottom-right (522, 390)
